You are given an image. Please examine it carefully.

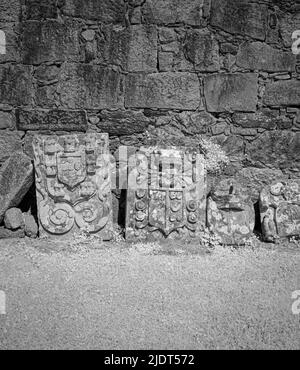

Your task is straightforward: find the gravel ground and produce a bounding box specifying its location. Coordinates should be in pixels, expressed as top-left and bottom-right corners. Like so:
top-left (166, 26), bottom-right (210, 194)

top-left (0, 237), bottom-right (299, 350)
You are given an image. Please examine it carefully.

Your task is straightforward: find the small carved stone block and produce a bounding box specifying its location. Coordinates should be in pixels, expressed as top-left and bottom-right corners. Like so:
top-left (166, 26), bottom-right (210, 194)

top-left (259, 180), bottom-right (300, 242)
top-left (33, 133), bottom-right (113, 239)
top-left (207, 179), bottom-right (255, 245)
top-left (126, 147), bottom-right (207, 241)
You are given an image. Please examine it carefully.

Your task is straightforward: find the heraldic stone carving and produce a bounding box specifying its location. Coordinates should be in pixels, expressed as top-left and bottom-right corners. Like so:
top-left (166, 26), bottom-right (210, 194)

top-left (259, 180), bottom-right (300, 242)
top-left (33, 133), bottom-right (113, 239)
top-left (125, 147), bottom-right (207, 240)
top-left (207, 179), bottom-right (255, 245)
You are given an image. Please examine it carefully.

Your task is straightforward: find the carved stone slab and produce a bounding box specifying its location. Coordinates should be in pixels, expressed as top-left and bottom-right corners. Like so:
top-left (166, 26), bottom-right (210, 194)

top-left (259, 180), bottom-right (300, 242)
top-left (126, 147), bottom-right (206, 241)
top-left (33, 133), bottom-right (113, 239)
top-left (207, 179), bottom-right (255, 245)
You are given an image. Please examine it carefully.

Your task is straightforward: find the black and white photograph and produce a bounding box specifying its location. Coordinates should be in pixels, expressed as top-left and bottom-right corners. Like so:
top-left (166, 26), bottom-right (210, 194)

top-left (0, 0), bottom-right (299, 353)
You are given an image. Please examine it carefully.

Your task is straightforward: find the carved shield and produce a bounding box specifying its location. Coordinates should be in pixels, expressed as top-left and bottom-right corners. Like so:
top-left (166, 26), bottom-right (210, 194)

top-left (149, 189), bottom-right (185, 235)
top-left (57, 151), bottom-right (86, 188)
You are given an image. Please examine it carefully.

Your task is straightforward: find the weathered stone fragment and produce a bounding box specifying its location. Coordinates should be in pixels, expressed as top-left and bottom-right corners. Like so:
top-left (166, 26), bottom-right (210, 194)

top-left (125, 72), bottom-right (200, 110)
top-left (207, 179), bottom-right (255, 245)
top-left (23, 213), bottom-right (38, 238)
top-left (62, 0), bottom-right (126, 23)
top-left (24, 0), bottom-right (58, 20)
top-left (210, 0), bottom-right (267, 40)
top-left (0, 152), bottom-right (34, 224)
top-left (0, 0), bottom-right (21, 22)
top-left (264, 80), bottom-right (300, 107)
top-left (17, 109), bottom-right (87, 132)
top-left (246, 131), bottom-right (300, 172)
top-left (0, 65), bottom-right (33, 106)
top-left (0, 227), bottom-right (25, 239)
top-left (58, 64), bottom-right (124, 110)
top-left (204, 73), bottom-right (258, 112)
top-left (142, 0), bottom-right (207, 26)
top-left (233, 110), bottom-right (292, 130)
top-left (236, 42), bottom-right (296, 72)
top-left (22, 20), bottom-right (83, 64)
top-left (183, 29), bottom-right (220, 72)
top-left (259, 180), bottom-right (300, 242)
top-left (96, 110), bottom-right (150, 136)
top-left (126, 147), bottom-right (207, 241)
top-left (0, 131), bottom-right (23, 164)
top-left (4, 208), bottom-right (24, 230)
top-left (33, 134), bottom-right (113, 239)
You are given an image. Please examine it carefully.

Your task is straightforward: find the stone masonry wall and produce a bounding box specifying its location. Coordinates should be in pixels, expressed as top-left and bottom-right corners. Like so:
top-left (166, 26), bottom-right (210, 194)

top-left (0, 0), bottom-right (299, 223)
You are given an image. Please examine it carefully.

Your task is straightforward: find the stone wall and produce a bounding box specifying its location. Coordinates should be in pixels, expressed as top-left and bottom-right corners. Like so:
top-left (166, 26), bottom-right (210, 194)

top-left (0, 0), bottom-right (299, 221)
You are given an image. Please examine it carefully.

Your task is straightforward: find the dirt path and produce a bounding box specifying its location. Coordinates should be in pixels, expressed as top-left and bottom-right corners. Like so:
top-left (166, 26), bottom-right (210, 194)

top-left (0, 238), bottom-right (299, 350)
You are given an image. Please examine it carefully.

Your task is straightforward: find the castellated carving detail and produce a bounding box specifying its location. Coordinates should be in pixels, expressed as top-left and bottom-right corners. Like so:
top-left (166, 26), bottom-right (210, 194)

top-left (126, 147), bottom-right (207, 241)
top-left (33, 133), bottom-right (113, 239)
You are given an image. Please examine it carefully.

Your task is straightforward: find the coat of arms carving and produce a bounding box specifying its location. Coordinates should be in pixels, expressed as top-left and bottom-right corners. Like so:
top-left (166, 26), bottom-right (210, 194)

top-left (33, 133), bottom-right (113, 239)
top-left (125, 147), bottom-right (207, 240)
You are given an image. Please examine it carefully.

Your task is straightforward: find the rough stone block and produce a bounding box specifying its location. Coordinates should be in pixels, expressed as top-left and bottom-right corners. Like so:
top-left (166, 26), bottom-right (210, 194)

top-left (0, 111), bottom-right (15, 130)
top-left (17, 109), bottom-right (88, 132)
top-left (207, 179), bottom-right (255, 245)
top-left (260, 180), bottom-right (300, 242)
top-left (128, 25), bottom-right (157, 72)
top-left (204, 73), bottom-right (258, 112)
top-left (246, 131), bottom-right (300, 172)
top-left (183, 29), bottom-right (220, 72)
top-left (0, 131), bottom-right (23, 164)
top-left (172, 111), bottom-right (216, 135)
top-left (125, 72), bottom-right (201, 110)
top-left (0, 152), bottom-right (34, 224)
top-left (58, 64), bottom-right (124, 109)
top-left (236, 42), bottom-right (296, 72)
top-left (142, 0), bottom-right (207, 26)
top-left (0, 22), bottom-right (21, 63)
top-left (96, 110), bottom-right (150, 136)
top-left (0, 65), bottom-right (33, 106)
top-left (24, 0), bottom-right (58, 20)
top-left (279, 12), bottom-right (300, 47)
top-left (33, 134), bottom-right (113, 239)
top-left (233, 110), bottom-right (292, 130)
top-left (97, 24), bottom-right (157, 72)
top-left (0, 0), bottom-right (21, 22)
top-left (4, 208), bottom-right (24, 230)
top-left (23, 213), bottom-right (38, 238)
top-left (264, 80), bottom-right (300, 107)
top-left (62, 0), bottom-right (126, 23)
top-left (126, 147), bottom-right (207, 241)
top-left (210, 0), bottom-right (267, 40)
top-left (22, 20), bottom-right (83, 64)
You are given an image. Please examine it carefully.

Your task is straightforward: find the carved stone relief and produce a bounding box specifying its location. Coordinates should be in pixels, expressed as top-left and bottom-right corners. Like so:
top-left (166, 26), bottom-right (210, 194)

top-left (126, 147), bottom-right (206, 241)
top-left (207, 179), bottom-right (255, 245)
top-left (259, 180), bottom-right (300, 242)
top-left (33, 133), bottom-right (113, 239)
